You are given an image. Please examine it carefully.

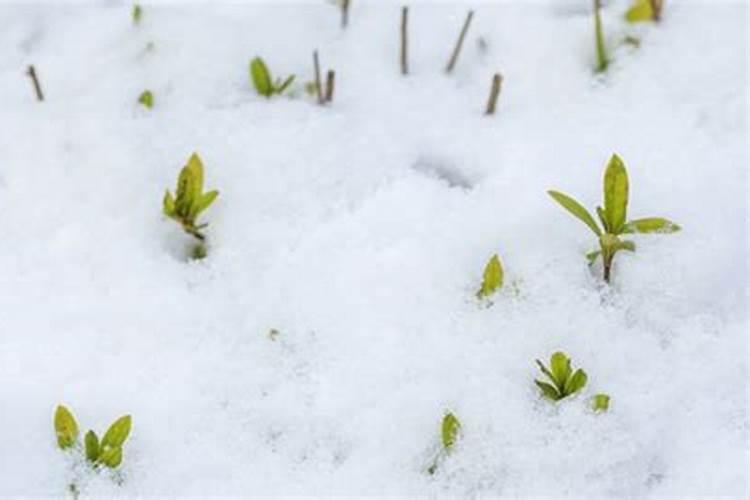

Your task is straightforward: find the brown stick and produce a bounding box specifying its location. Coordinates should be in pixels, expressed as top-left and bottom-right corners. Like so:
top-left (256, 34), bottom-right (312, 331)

top-left (445, 10), bottom-right (474, 73)
top-left (325, 70), bottom-right (335, 103)
top-left (400, 6), bottom-right (409, 75)
top-left (648, 0), bottom-right (663, 21)
top-left (26, 65), bottom-right (44, 101)
top-left (341, 0), bottom-right (350, 28)
top-left (313, 50), bottom-right (324, 105)
top-left (484, 73), bottom-right (502, 115)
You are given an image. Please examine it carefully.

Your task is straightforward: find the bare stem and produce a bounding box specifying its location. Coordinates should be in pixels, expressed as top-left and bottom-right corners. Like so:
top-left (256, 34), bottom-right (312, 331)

top-left (648, 0), bottom-right (663, 21)
top-left (400, 6), bottom-right (409, 75)
top-left (484, 73), bottom-right (502, 115)
top-left (313, 50), bottom-right (324, 105)
top-left (445, 10), bottom-right (474, 73)
top-left (341, 0), bottom-right (350, 28)
top-left (325, 70), bottom-right (335, 103)
top-left (26, 65), bottom-right (44, 101)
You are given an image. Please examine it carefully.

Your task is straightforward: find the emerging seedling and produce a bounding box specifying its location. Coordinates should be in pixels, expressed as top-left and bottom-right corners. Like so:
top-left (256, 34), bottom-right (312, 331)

top-left (593, 0), bottom-right (609, 73)
top-left (132, 4), bottom-right (142, 25)
top-left (427, 412), bottom-right (461, 475)
top-left (54, 405), bottom-right (133, 469)
top-left (163, 153), bottom-right (219, 243)
top-left (249, 57), bottom-right (295, 98)
top-left (476, 254), bottom-right (504, 299)
top-left (138, 89), bottom-right (153, 109)
top-left (535, 352), bottom-right (587, 401)
top-left (591, 393), bottom-right (610, 412)
top-left (547, 154), bottom-right (680, 283)
top-left (625, 0), bottom-right (663, 23)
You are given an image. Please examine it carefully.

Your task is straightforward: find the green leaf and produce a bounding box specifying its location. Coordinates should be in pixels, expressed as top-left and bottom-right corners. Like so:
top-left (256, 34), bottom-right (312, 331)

top-left (163, 190), bottom-right (176, 217)
top-left (101, 415), bottom-right (132, 450)
top-left (250, 57), bottom-right (273, 97)
top-left (623, 217), bottom-right (681, 234)
top-left (603, 154), bottom-right (629, 234)
top-left (85, 430), bottom-right (100, 462)
top-left (186, 153), bottom-right (205, 200)
top-left (175, 166), bottom-right (194, 217)
top-left (548, 190), bottom-right (602, 236)
top-left (586, 250), bottom-right (602, 265)
top-left (594, 0), bottom-right (609, 72)
top-left (535, 359), bottom-right (556, 385)
top-left (564, 369), bottom-right (588, 395)
top-left (596, 206), bottom-right (609, 233)
top-left (615, 239), bottom-right (636, 252)
top-left (592, 393), bottom-right (610, 412)
top-left (132, 4), bottom-right (142, 25)
top-left (550, 352), bottom-right (572, 392)
top-left (625, 0), bottom-right (653, 23)
top-left (441, 412), bottom-right (461, 451)
top-left (535, 380), bottom-right (560, 400)
top-left (197, 190), bottom-right (219, 214)
top-left (138, 90), bottom-right (153, 109)
top-left (54, 405), bottom-right (78, 450)
top-left (99, 446), bottom-right (123, 468)
top-left (476, 254), bottom-right (504, 299)
top-left (276, 74), bottom-right (296, 94)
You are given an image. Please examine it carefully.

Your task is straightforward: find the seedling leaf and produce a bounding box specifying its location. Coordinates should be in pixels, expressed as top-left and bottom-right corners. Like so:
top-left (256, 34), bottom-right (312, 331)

top-left (586, 250), bottom-right (602, 265)
top-left (277, 74), bottom-right (296, 94)
top-left (441, 412), bottom-right (461, 451)
top-left (625, 0), bottom-right (653, 23)
top-left (138, 90), bottom-right (153, 109)
top-left (54, 405), bottom-right (79, 450)
top-left (163, 190), bottom-right (176, 217)
top-left (250, 57), bottom-right (273, 97)
top-left (101, 415), bottom-right (131, 450)
top-left (85, 430), bottom-right (100, 462)
top-left (99, 446), bottom-right (123, 468)
top-left (592, 393), bottom-right (610, 412)
top-left (132, 4), bottom-right (142, 25)
top-left (565, 369), bottom-right (588, 395)
top-left (550, 352), bottom-right (572, 392)
top-left (535, 380), bottom-right (560, 400)
top-left (603, 154), bottom-right (629, 234)
top-left (198, 190), bottom-right (219, 213)
top-left (476, 254), bottom-right (504, 299)
top-left (548, 190), bottom-right (602, 236)
top-left (623, 217), bottom-right (681, 234)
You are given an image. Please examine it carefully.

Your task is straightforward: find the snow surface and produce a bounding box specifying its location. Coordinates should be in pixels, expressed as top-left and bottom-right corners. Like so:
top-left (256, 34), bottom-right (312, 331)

top-left (0, 0), bottom-right (747, 497)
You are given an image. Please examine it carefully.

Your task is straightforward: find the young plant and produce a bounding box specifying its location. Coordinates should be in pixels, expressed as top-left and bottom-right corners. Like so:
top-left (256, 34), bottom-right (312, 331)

top-left (547, 154), bottom-right (680, 283)
top-left (54, 405), bottom-right (133, 469)
top-left (427, 412), bottom-right (462, 475)
top-left (163, 153), bottom-right (219, 242)
top-left (591, 393), bottom-right (610, 412)
top-left (625, 0), bottom-right (663, 23)
top-left (249, 57), bottom-right (295, 98)
top-left (476, 254), bottom-right (503, 299)
top-left (132, 4), bottom-right (142, 25)
top-left (593, 0), bottom-right (609, 73)
top-left (138, 89), bottom-right (153, 109)
top-left (535, 352), bottom-right (587, 401)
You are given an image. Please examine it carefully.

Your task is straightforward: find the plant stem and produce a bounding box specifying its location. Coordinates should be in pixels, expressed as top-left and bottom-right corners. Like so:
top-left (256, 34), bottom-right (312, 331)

top-left (313, 50), bottom-right (324, 105)
top-left (341, 0), bottom-right (350, 28)
top-left (26, 65), bottom-right (44, 101)
top-left (400, 6), bottom-right (409, 75)
top-left (325, 70), bottom-right (335, 103)
top-left (648, 0), bottom-right (663, 21)
top-left (593, 0), bottom-right (608, 73)
top-left (445, 10), bottom-right (474, 73)
top-left (485, 73), bottom-right (502, 115)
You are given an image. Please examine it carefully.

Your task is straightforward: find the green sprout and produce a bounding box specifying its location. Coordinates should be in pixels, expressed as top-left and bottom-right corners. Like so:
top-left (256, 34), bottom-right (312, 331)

top-left (625, 0), bottom-right (663, 23)
top-left (593, 0), bottom-right (609, 73)
top-left (427, 412), bottom-right (462, 475)
top-left (132, 4), bottom-right (142, 25)
top-left (249, 57), bottom-right (295, 98)
top-left (54, 405), bottom-right (132, 469)
top-left (535, 352), bottom-right (588, 401)
top-left (163, 153), bottom-right (219, 243)
top-left (591, 393), bottom-right (610, 412)
top-left (547, 154), bottom-right (680, 283)
top-left (476, 254), bottom-right (504, 299)
top-left (137, 90), bottom-right (153, 109)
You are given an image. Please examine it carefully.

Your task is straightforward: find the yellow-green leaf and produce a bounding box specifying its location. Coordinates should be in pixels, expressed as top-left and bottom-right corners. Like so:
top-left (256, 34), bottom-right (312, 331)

top-left (132, 4), bottom-right (142, 25)
top-left (592, 393), bottom-right (610, 412)
top-left (625, 0), bottom-right (653, 23)
top-left (548, 190), bottom-right (602, 236)
top-left (550, 352), bottom-right (571, 391)
top-left (476, 254), bottom-right (504, 299)
top-left (138, 90), bottom-right (153, 109)
top-left (54, 405), bottom-right (78, 450)
top-left (99, 446), bottom-right (123, 468)
top-left (603, 154), bottom-right (629, 234)
top-left (101, 415), bottom-right (131, 450)
top-left (564, 369), bottom-right (588, 395)
top-left (186, 153), bottom-right (204, 198)
top-left (85, 430), bottom-right (100, 462)
top-left (197, 190), bottom-right (219, 214)
top-left (250, 57), bottom-right (273, 97)
top-left (623, 218), bottom-right (681, 234)
top-left (163, 190), bottom-right (176, 217)
top-left (535, 380), bottom-right (560, 400)
top-left (441, 412), bottom-right (461, 451)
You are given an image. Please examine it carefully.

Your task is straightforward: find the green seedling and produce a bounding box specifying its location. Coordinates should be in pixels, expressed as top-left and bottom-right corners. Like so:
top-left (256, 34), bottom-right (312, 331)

top-left (249, 57), bottom-right (295, 98)
top-left (54, 405), bottom-right (132, 469)
top-left (476, 254), bottom-right (504, 299)
top-left (593, 0), bottom-right (609, 73)
top-left (427, 412), bottom-right (462, 475)
top-left (592, 393), bottom-right (610, 412)
top-left (132, 4), bottom-right (142, 25)
top-left (547, 154), bottom-right (680, 283)
top-left (138, 90), bottom-right (153, 109)
top-left (626, 0), bottom-right (663, 23)
top-left (163, 153), bottom-right (219, 243)
top-left (535, 352), bottom-right (588, 401)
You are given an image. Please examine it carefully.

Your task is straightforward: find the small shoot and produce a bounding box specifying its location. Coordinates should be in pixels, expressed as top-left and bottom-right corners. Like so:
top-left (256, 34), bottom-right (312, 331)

top-left (53, 406), bottom-right (132, 470)
top-left (249, 57), bottom-right (295, 98)
top-left (476, 254), bottom-right (504, 300)
top-left (132, 4), bottom-right (142, 25)
top-left (137, 90), bottom-right (153, 109)
top-left (592, 393), bottom-right (610, 412)
top-left (547, 154), bottom-right (680, 283)
top-left (163, 153), bottom-right (219, 244)
top-left (625, 0), bottom-right (663, 23)
top-left (427, 412), bottom-right (462, 475)
top-left (593, 0), bottom-right (609, 73)
top-left (54, 405), bottom-right (79, 450)
top-left (535, 352), bottom-right (588, 401)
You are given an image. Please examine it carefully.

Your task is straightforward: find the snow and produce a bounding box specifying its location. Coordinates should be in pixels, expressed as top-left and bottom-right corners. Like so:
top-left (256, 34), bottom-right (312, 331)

top-left (0, 0), bottom-right (746, 497)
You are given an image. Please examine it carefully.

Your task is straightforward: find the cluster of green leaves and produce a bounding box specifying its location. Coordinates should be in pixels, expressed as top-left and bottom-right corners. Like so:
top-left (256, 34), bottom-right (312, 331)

top-left (427, 412), bottom-right (461, 475)
top-left (163, 153), bottom-right (219, 242)
top-left (476, 254), bottom-right (503, 299)
top-left (548, 154), bottom-right (680, 283)
top-left (626, 0), bottom-right (662, 23)
top-left (54, 405), bottom-right (132, 469)
top-left (535, 352), bottom-right (588, 401)
top-left (250, 57), bottom-right (295, 98)
top-left (138, 90), bottom-right (153, 109)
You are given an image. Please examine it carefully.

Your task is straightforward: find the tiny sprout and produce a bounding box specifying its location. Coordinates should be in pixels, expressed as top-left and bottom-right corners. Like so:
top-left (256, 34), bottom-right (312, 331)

top-left (163, 153), bottom-right (219, 242)
top-left (625, 0), bottom-right (662, 23)
top-left (593, 0), bottom-right (609, 73)
top-left (476, 254), bottom-right (504, 300)
top-left (132, 4), bottom-right (142, 25)
top-left (535, 352), bottom-right (588, 401)
top-left (54, 405), bottom-right (132, 469)
top-left (592, 393), bottom-right (610, 412)
top-left (138, 90), bottom-right (153, 109)
top-left (54, 405), bottom-right (79, 450)
top-left (428, 412), bottom-right (462, 475)
top-left (249, 57), bottom-right (295, 98)
top-left (548, 154), bottom-right (680, 283)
